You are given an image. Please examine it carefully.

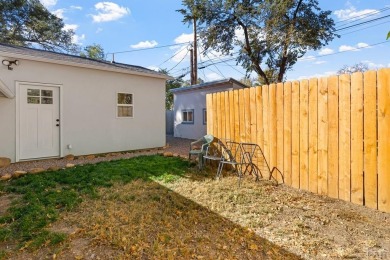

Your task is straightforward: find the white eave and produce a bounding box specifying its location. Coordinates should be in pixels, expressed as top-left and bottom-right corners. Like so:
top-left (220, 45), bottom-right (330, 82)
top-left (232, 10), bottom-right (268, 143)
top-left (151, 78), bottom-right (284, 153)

top-left (0, 77), bottom-right (15, 98)
top-left (0, 50), bottom-right (171, 81)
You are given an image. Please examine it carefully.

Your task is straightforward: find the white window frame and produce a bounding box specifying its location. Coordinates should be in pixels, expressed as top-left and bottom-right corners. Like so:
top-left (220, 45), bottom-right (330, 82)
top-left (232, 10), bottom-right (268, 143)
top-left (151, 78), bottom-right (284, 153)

top-left (182, 109), bottom-right (194, 124)
top-left (117, 92), bottom-right (134, 118)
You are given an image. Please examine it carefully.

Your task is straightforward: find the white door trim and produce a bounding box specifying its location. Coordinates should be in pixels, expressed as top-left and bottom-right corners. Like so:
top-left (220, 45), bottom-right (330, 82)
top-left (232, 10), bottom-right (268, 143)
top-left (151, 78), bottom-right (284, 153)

top-left (16, 81), bottom-right (63, 162)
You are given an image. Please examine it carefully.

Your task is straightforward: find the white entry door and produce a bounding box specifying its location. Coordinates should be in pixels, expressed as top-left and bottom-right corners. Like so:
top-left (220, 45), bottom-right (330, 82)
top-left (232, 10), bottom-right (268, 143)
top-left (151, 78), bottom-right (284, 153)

top-left (19, 83), bottom-right (60, 160)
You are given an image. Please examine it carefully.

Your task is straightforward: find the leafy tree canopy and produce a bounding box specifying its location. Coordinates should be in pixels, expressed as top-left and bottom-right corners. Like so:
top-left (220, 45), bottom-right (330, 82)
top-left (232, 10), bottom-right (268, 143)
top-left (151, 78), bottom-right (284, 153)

top-left (80, 44), bottom-right (105, 60)
top-left (179, 0), bottom-right (337, 85)
top-left (337, 62), bottom-right (368, 75)
top-left (387, 31), bottom-right (390, 40)
top-left (0, 0), bottom-right (78, 53)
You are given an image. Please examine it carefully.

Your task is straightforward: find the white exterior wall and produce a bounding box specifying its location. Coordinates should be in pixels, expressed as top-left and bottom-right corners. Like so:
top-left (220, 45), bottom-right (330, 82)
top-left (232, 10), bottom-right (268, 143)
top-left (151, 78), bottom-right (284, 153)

top-left (173, 83), bottom-right (242, 140)
top-left (0, 56), bottom-right (166, 162)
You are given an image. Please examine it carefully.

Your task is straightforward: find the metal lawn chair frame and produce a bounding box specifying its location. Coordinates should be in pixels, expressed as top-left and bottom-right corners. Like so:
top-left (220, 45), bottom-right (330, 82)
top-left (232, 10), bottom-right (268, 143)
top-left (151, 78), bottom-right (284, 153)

top-left (188, 134), bottom-right (214, 169)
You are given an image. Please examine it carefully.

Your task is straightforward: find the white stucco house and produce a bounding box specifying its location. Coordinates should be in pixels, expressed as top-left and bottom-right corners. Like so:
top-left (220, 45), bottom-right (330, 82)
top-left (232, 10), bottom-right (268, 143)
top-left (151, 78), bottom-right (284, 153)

top-left (171, 78), bottom-right (248, 140)
top-left (0, 43), bottom-right (169, 162)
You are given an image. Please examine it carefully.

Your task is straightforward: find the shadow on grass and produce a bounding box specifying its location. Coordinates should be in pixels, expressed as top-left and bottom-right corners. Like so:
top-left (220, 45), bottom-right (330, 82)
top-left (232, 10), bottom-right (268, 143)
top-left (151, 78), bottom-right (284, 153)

top-left (0, 155), bottom-right (299, 259)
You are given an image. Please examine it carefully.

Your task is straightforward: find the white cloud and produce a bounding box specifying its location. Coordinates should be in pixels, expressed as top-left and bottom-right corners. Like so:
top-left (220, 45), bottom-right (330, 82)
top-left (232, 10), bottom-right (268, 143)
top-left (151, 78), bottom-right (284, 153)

top-left (92, 2), bottom-right (130, 23)
top-left (40, 0), bottom-right (57, 8)
top-left (96, 28), bottom-right (103, 34)
top-left (206, 72), bottom-right (224, 81)
top-left (63, 24), bottom-right (78, 31)
top-left (362, 60), bottom-right (384, 69)
top-left (174, 33), bottom-right (193, 44)
top-left (314, 60), bottom-right (326, 65)
top-left (339, 42), bottom-right (371, 52)
top-left (339, 45), bottom-right (358, 52)
top-left (298, 55), bottom-right (316, 62)
top-left (72, 34), bottom-right (85, 44)
top-left (318, 48), bottom-right (334, 55)
top-left (356, 42), bottom-right (371, 49)
top-left (334, 6), bottom-right (378, 21)
top-left (70, 5), bottom-right (82, 10)
top-left (131, 40), bottom-right (158, 49)
top-left (296, 71), bottom-right (336, 80)
top-left (52, 9), bottom-right (65, 19)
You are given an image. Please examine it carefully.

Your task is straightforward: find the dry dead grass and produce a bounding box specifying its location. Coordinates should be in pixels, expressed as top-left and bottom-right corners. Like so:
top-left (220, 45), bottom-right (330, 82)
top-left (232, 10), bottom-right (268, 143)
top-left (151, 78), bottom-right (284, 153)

top-left (36, 179), bottom-right (298, 259)
top-left (6, 162), bottom-right (390, 259)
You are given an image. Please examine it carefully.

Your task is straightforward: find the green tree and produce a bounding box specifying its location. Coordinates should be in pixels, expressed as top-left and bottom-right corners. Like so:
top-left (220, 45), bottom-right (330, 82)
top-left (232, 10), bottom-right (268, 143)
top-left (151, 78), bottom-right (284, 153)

top-left (179, 0), bottom-right (337, 84)
top-left (159, 69), bottom-right (184, 110)
top-left (80, 44), bottom-right (105, 60)
top-left (337, 62), bottom-right (368, 75)
top-left (0, 0), bottom-right (77, 53)
top-left (387, 31), bottom-right (390, 40)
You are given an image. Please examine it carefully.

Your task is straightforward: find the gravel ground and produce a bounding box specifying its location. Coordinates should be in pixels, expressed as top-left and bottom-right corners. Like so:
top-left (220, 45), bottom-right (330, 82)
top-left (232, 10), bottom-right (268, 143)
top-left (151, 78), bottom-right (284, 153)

top-left (0, 135), bottom-right (192, 176)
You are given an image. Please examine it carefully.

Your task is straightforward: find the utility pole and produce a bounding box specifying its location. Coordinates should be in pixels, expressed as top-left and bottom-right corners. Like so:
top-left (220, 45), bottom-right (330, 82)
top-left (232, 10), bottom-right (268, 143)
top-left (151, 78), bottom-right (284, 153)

top-left (193, 17), bottom-right (198, 85)
top-left (190, 48), bottom-right (194, 85)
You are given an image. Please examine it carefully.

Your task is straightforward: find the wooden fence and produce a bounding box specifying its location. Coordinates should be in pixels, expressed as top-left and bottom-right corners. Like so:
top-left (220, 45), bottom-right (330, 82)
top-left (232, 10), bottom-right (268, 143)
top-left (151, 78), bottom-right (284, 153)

top-left (206, 68), bottom-right (390, 213)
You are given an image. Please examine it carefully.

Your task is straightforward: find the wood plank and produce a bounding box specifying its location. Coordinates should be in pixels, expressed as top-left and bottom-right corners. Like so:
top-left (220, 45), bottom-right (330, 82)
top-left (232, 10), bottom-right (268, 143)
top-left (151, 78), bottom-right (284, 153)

top-left (262, 86), bottom-right (270, 169)
top-left (256, 87), bottom-right (264, 178)
top-left (220, 92), bottom-right (226, 141)
top-left (239, 89), bottom-right (246, 143)
top-left (234, 90), bottom-right (240, 143)
top-left (216, 92), bottom-right (222, 139)
top-left (339, 74), bottom-right (351, 202)
top-left (269, 84), bottom-right (277, 180)
top-left (229, 91), bottom-right (235, 141)
top-left (250, 87), bottom-right (257, 144)
top-left (318, 77), bottom-right (328, 195)
top-left (299, 80), bottom-right (309, 191)
top-left (212, 93), bottom-right (218, 137)
top-left (256, 87), bottom-right (264, 148)
top-left (283, 82), bottom-right (292, 186)
top-left (244, 88), bottom-right (251, 143)
top-left (291, 81), bottom-right (300, 189)
top-left (206, 94), bottom-right (213, 135)
top-left (276, 83), bottom-right (284, 183)
top-left (328, 76), bottom-right (339, 199)
top-left (363, 70), bottom-right (377, 209)
top-left (225, 91), bottom-right (231, 141)
top-left (350, 72), bottom-right (364, 205)
top-left (308, 78), bottom-right (318, 194)
top-left (378, 68), bottom-right (390, 213)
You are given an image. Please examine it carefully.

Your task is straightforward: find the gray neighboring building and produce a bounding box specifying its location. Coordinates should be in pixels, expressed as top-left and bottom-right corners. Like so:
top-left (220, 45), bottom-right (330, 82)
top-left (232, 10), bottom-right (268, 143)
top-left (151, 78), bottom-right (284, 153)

top-left (171, 78), bottom-right (248, 140)
top-left (0, 43), bottom-right (170, 162)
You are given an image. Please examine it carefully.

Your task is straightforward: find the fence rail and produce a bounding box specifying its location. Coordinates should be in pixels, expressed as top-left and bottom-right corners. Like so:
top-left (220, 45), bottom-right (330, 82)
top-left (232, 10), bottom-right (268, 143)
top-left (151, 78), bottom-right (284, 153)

top-left (206, 68), bottom-right (390, 213)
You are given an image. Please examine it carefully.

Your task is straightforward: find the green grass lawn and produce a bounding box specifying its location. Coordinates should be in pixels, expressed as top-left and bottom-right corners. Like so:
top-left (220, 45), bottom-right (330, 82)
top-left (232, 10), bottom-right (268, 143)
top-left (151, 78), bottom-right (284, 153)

top-left (0, 155), bottom-right (188, 252)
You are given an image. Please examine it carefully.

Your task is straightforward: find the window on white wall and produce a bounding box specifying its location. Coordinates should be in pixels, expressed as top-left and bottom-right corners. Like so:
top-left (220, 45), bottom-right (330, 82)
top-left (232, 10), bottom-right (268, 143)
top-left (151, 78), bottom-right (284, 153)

top-left (117, 93), bottom-right (133, 118)
top-left (182, 109), bottom-right (194, 124)
top-left (203, 108), bottom-right (207, 125)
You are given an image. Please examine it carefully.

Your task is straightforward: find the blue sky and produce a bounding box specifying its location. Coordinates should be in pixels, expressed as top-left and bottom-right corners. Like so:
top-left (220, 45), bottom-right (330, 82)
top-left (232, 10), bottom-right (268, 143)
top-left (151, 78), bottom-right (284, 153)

top-left (40, 0), bottom-right (390, 82)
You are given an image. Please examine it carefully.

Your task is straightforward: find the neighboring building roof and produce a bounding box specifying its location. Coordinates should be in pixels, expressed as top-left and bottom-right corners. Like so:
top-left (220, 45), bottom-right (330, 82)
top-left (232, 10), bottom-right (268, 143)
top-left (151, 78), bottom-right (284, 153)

top-left (0, 43), bottom-right (170, 80)
top-left (170, 78), bottom-right (249, 93)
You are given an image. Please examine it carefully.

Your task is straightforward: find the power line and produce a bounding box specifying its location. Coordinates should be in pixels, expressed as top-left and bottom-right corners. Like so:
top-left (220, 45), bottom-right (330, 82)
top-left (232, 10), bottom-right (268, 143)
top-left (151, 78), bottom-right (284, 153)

top-left (335, 6), bottom-right (390, 26)
top-left (158, 44), bottom-right (191, 68)
top-left (106, 42), bottom-right (191, 55)
top-left (167, 48), bottom-right (190, 73)
top-left (298, 40), bottom-right (390, 62)
top-left (335, 14), bottom-right (390, 31)
top-left (340, 20), bottom-right (390, 36)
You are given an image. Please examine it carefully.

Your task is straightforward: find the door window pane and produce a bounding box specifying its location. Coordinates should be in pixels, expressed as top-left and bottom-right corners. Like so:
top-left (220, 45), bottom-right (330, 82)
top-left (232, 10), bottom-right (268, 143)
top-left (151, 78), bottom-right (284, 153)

top-left (41, 97), bottom-right (53, 104)
top-left (118, 93), bottom-right (133, 104)
top-left (27, 97), bottom-right (40, 104)
top-left (41, 90), bottom-right (53, 97)
top-left (27, 89), bottom-right (40, 96)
